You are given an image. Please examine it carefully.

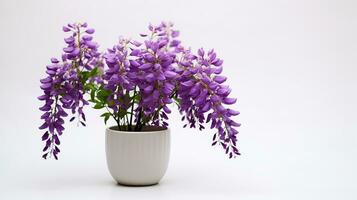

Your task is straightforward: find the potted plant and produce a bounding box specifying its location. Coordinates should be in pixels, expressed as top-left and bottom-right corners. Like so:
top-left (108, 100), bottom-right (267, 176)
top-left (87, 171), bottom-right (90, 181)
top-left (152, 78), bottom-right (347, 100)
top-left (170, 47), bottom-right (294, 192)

top-left (38, 22), bottom-right (241, 186)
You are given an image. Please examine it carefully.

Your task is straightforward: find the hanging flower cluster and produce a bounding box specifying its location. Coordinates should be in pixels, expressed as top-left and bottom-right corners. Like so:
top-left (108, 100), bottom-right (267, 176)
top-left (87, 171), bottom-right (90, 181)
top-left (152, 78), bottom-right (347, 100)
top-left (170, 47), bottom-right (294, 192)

top-left (38, 22), bottom-right (240, 159)
top-left (174, 47), bottom-right (241, 158)
top-left (38, 23), bottom-right (102, 159)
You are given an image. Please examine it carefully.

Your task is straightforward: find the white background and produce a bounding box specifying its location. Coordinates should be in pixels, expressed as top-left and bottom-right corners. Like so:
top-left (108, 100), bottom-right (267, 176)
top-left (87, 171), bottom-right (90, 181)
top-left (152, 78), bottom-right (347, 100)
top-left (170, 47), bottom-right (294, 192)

top-left (0, 0), bottom-right (356, 199)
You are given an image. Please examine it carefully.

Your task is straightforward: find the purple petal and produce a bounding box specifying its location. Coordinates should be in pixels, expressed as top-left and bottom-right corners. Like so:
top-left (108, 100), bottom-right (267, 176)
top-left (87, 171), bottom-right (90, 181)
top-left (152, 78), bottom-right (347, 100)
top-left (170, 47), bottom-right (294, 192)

top-left (46, 65), bottom-right (58, 71)
top-left (139, 63), bottom-right (153, 70)
top-left (171, 30), bottom-right (180, 37)
top-left (70, 48), bottom-right (80, 57)
top-left (129, 60), bottom-right (140, 67)
top-left (70, 117), bottom-right (75, 122)
top-left (144, 54), bottom-right (155, 62)
top-left (213, 76), bottom-right (227, 84)
top-left (198, 48), bottom-right (205, 57)
top-left (213, 59), bottom-right (224, 66)
top-left (85, 28), bottom-right (95, 34)
top-left (51, 58), bottom-right (59, 63)
top-left (201, 102), bottom-right (211, 112)
top-left (189, 83), bottom-right (200, 96)
top-left (214, 66), bottom-right (223, 74)
top-left (143, 95), bottom-right (153, 103)
top-left (82, 35), bottom-right (92, 41)
top-left (56, 124), bottom-right (65, 134)
top-left (38, 94), bottom-right (48, 101)
top-left (58, 110), bottom-right (68, 117)
top-left (145, 73), bottom-right (155, 82)
top-left (42, 132), bottom-right (49, 141)
top-left (64, 36), bottom-right (75, 44)
top-left (86, 41), bottom-right (97, 49)
top-left (230, 121), bottom-right (241, 127)
top-left (53, 135), bottom-right (60, 145)
top-left (152, 90), bottom-right (160, 99)
top-left (217, 87), bottom-right (231, 96)
top-left (222, 97), bottom-right (237, 105)
top-left (181, 80), bottom-right (195, 87)
top-left (40, 77), bottom-right (52, 84)
top-left (41, 112), bottom-right (51, 119)
top-left (130, 49), bottom-right (140, 56)
top-left (170, 40), bottom-right (181, 47)
top-left (164, 71), bottom-right (177, 78)
top-left (209, 82), bottom-right (219, 90)
top-left (62, 26), bottom-right (71, 32)
top-left (40, 83), bottom-right (52, 90)
top-left (163, 82), bottom-right (174, 94)
top-left (209, 52), bottom-right (217, 61)
top-left (228, 109), bottom-right (240, 116)
top-left (154, 63), bottom-right (161, 70)
top-left (46, 70), bottom-right (56, 76)
top-left (130, 40), bottom-right (142, 47)
top-left (163, 105), bottom-right (171, 114)
top-left (39, 122), bottom-right (48, 129)
top-left (63, 46), bottom-right (74, 53)
top-left (210, 95), bottom-right (220, 103)
top-left (158, 40), bottom-right (168, 48)
top-left (144, 85), bottom-right (154, 93)
top-left (216, 104), bottom-right (225, 112)
top-left (148, 24), bottom-right (154, 31)
top-left (39, 105), bottom-right (51, 111)
top-left (157, 72), bottom-right (166, 81)
top-left (55, 146), bottom-right (61, 153)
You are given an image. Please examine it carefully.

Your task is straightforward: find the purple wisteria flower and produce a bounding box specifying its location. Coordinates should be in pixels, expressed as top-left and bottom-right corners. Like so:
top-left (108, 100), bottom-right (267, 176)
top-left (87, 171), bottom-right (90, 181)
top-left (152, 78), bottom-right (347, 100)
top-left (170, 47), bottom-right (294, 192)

top-left (38, 23), bottom-right (102, 159)
top-left (174, 47), bottom-right (241, 158)
top-left (38, 22), bottom-right (240, 159)
top-left (132, 22), bottom-right (180, 128)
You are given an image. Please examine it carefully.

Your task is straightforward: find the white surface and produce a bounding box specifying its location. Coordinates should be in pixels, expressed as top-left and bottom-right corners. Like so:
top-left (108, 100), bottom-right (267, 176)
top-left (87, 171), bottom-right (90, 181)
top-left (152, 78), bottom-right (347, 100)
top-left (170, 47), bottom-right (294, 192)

top-left (106, 127), bottom-right (170, 185)
top-left (0, 0), bottom-right (356, 199)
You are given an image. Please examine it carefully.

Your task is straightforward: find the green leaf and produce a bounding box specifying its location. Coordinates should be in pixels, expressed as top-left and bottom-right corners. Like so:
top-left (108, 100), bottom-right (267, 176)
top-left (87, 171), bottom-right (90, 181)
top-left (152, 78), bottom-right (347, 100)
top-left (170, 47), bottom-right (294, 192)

top-left (81, 71), bottom-right (90, 82)
top-left (80, 67), bottom-right (99, 84)
top-left (100, 113), bottom-right (111, 125)
top-left (133, 93), bottom-right (141, 103)
top-left (93, 103), bottom-right (104, 109)
top-left (104, 115), bottom-right (110, 124)
top-left (97, 89), bottom-right (110, 102)
top-left (90, 89), bottom-right (96, 101)
top-left (84, 83), bottom-right (96, 93)
top-left (89, 67), bottom-right (99, 77)
top-left (88, 99), bottom-right (99, 103)
top-left (100, 112), bottom-right (110, 117)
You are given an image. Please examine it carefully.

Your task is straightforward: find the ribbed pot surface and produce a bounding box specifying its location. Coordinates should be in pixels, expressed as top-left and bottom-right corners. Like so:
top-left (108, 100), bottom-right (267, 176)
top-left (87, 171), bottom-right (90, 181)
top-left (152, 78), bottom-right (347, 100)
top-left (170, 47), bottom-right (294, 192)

top-left (105, 126), bottom-right (170, 186)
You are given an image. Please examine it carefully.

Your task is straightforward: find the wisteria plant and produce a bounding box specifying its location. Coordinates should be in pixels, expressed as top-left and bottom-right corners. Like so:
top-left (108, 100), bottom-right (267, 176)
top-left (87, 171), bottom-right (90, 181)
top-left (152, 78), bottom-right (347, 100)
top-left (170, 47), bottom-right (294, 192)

top-left (38, 22), bottom-right (241, 160)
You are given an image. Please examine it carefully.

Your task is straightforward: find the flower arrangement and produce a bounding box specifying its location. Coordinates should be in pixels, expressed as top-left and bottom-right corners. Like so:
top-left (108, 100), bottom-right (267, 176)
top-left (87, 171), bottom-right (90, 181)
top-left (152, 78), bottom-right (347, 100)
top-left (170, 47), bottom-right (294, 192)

top-left (38, 22), bottom-right (241, 160)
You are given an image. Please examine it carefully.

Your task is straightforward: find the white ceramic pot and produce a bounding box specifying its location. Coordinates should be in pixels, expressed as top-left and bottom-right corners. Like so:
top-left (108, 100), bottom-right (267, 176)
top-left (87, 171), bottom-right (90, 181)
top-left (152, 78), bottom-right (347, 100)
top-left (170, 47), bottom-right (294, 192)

top-left (105, 126), bottom-right (170, 186)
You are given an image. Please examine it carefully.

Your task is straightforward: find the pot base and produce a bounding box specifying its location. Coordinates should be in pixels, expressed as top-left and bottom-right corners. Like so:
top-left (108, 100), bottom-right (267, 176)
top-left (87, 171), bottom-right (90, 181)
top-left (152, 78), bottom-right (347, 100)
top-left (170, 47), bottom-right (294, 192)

top-left (116, 181), bottom-right (159, 187)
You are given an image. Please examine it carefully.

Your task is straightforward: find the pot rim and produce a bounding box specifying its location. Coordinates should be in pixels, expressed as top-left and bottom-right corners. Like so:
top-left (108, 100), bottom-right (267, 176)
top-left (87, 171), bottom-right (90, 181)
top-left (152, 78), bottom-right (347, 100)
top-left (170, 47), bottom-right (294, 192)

top-left (106, 125), bottom-right (169, 134)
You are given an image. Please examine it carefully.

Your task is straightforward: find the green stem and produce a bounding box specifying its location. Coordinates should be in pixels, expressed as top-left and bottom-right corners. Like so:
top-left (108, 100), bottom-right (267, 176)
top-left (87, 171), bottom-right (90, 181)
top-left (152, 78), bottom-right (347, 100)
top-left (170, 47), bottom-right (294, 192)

top-left (117, 108), bottom-right (122, 131)
top-left (129, 87), bottom-right (137, 131)
top-left (125, 114), bottom-right (130, 130)
top-left (105, 106), bottom-right (120, 131)
top-left (135, 108), bottom-right (143, 131)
